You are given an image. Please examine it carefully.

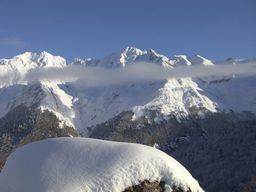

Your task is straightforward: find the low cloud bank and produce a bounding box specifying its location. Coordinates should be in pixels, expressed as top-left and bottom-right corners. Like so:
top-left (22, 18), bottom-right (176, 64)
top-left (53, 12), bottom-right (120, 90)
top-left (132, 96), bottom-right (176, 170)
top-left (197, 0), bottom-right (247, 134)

top-left (23, 62), bottom-right (256, 86)
top-left (1, 61), bottom-right (255, 87)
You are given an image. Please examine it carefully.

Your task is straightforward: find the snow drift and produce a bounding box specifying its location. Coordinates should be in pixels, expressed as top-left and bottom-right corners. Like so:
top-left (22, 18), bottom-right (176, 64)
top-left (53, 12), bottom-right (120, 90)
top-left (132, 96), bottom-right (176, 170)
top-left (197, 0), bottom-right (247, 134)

top-left (0, 137), bottom-right (203, 192)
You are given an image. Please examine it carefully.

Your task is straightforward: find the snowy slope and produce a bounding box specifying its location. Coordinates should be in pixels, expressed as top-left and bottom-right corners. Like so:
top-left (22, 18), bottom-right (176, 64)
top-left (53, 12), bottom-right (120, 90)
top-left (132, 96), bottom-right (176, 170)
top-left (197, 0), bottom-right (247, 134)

top-left (0, 137), bottom-right (204, 192)
top-left (132, 78), bottom-right (218, 121)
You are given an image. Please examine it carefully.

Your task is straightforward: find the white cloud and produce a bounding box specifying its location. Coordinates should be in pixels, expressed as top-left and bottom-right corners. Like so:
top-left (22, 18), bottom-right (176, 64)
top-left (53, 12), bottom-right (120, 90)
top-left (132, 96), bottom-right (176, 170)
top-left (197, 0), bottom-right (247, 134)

top-left (23, 62), bottom-right (256, 87)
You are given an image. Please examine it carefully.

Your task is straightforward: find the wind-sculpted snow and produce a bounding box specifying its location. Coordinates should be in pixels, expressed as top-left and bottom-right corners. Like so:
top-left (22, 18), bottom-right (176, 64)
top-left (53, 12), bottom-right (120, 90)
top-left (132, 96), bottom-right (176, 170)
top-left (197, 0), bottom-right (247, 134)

top-left (0, 137), bottom-right (204, 192)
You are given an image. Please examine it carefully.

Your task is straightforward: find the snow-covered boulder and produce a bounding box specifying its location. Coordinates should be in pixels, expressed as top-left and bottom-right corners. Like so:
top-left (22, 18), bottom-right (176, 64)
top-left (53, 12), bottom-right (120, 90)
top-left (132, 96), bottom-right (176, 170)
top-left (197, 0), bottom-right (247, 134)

top-left (0, 137), bottom-right (203, 192)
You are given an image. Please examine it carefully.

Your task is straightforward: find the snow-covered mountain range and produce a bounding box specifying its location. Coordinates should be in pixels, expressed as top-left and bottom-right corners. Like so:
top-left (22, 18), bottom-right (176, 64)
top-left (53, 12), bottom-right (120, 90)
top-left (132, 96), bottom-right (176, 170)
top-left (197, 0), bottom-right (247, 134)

top-left (0, 47), bottom-right (255, 134)
top-left (0, 47), bottom-right (256, 192)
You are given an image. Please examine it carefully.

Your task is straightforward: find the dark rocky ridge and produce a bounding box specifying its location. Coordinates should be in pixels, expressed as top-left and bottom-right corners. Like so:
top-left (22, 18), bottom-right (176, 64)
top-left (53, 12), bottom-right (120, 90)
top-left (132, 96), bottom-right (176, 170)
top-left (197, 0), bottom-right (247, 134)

top-left (0, 104), bottom-right (79, 169)
top-left (89, 110), bottom-right (256, 192)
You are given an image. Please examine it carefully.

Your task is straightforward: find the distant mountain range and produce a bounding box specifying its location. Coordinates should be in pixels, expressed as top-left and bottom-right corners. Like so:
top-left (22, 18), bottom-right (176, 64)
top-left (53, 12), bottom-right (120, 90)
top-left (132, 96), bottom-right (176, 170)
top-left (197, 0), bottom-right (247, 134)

top-left (0, 47), bottom-right (256, 192)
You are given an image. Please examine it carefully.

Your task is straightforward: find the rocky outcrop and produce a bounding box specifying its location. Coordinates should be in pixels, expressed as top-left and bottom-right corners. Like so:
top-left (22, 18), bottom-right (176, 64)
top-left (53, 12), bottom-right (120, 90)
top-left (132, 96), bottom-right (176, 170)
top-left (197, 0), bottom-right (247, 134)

top-left (123, 180), bottom-right (194, 192)
top-left (123, 180), bottom-right (166, 192)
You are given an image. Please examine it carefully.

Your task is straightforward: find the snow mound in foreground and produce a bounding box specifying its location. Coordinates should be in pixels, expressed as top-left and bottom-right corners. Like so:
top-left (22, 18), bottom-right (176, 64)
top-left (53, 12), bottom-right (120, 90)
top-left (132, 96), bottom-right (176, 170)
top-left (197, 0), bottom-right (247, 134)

top-left (0, 138), bottom-right (204, 192)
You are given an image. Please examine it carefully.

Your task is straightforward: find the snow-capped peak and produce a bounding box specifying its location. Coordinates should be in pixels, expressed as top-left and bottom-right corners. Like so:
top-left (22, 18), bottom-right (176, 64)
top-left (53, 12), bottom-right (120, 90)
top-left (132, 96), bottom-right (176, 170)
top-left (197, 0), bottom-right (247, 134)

top-left (187, 55), bottom-right (214, 66)
top-left (170, 55), bottom-right (192, 66)
top-left (119, 47), bottom-right (145, 65)
top-left (12, 51), bottom-right (66, 68)
top-left (135, 49), bottom-right (171, 67)
top-left (122, 46), bottom-right (144, 56)
top-left (78, 47), bottom-right (173, 68)
top-left (0, 51), bottom-right (67, 88)
top-left (170, 55), bottom-right (214, 66)
top-left (88, 47), bottom-right (145, 68)
top-left (146, 49), bottom-right (168, 60)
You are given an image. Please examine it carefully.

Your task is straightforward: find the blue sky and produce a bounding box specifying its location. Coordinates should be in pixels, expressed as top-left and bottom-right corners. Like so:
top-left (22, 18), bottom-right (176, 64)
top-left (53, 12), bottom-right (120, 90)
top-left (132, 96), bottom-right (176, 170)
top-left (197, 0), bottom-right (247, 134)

top-left (0, 0), bottom-right (255, 61)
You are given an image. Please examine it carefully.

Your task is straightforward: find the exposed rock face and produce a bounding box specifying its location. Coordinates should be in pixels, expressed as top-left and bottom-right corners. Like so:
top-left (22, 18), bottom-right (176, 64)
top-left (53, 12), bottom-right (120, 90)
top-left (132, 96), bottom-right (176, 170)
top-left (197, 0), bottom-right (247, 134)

top-left (123, 180), bottom-right (165, 192)
top-left (89, 110), bottom-right (256, 192)
top-left (0, 104), bottom-right (79, 169)
top-left (123, 180), bottom-right (193, 192)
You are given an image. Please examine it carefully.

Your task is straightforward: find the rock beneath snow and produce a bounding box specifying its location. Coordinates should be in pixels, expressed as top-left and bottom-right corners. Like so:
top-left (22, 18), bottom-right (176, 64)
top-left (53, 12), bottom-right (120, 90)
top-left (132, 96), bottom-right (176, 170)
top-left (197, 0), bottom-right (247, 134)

top-left (0, 137), bottom-right (204, 192)
top-left (123, 180), bottom-right (191, 192)
top-left (123, 180), bottom-right (165, 192)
